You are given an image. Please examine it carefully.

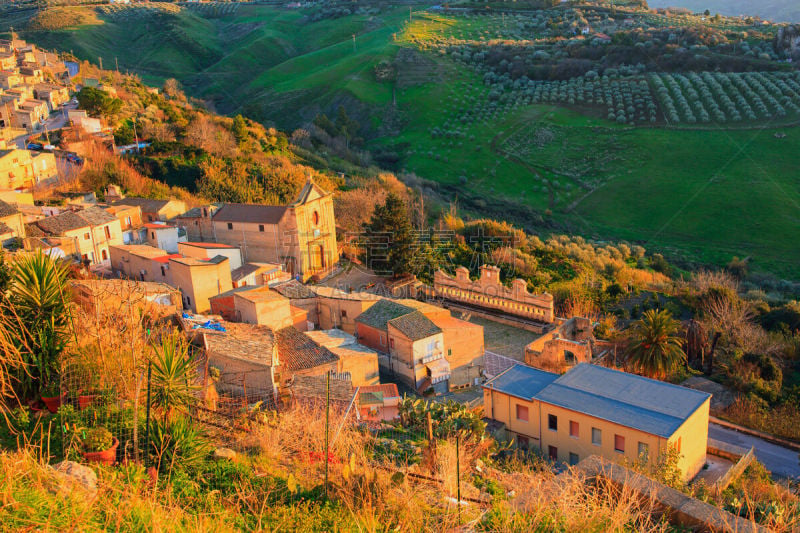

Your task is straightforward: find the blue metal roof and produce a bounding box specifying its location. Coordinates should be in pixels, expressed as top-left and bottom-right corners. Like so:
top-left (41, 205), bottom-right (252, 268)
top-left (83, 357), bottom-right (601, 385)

top-left (535, 364), bottom-right (710, 438)
top-left (482, 364), bottom-right (558, 400)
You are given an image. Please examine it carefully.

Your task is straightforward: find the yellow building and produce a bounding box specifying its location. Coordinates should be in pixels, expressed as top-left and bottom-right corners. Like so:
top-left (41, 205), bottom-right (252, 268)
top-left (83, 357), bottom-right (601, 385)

top-left (32, 206), bottom-right (123, 264)
top-left (0, 199), bottom-right (25, 244)
top-left (175, 179), bottom-right (338, 281)
top-left (168, 255), bottom-right (232, 314)
top-left (483, 363), bottom-right (711, 481)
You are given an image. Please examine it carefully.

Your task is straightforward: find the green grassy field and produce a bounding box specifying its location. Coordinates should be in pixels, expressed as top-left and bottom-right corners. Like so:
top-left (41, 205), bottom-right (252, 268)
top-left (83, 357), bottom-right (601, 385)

top-left (6, 4), bottom-right (800, 277)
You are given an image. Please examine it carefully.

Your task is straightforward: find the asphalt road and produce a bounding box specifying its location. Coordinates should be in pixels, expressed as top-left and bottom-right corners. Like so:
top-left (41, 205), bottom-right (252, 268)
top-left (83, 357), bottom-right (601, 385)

top-left (709, 423), bottom-right (800, 479)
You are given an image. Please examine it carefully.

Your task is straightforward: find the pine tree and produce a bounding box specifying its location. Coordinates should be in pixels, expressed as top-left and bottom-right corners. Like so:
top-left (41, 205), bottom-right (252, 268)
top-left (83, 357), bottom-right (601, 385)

top-left (364, 193), bottom-right (414, 277)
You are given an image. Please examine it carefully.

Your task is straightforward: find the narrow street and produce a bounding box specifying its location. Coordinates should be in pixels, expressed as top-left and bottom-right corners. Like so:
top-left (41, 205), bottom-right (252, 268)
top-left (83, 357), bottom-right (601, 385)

top-left (709, 423), bottom-right (800, 479)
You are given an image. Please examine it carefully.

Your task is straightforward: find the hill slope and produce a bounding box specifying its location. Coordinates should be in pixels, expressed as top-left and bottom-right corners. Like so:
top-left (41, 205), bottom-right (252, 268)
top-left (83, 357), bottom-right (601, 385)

top-left (647, 0), bottom-right (800, 23)
top-left (7, 3), bottom-right (800, 277)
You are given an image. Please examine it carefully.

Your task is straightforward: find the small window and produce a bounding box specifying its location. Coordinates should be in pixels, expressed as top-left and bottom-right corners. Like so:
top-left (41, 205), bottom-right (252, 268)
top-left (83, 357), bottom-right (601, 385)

top-left (564, 350), bottom-right (576, 364)
top-left (569, 452), bottom-right (579, 466)
top-left (185, 296), bottom-right (191, 306)
top-left (312, 210), bottom-right (319, 225)
top-left (227, 222), bottom-right (233, 230)
top-left (147, 215), bottom-right (153, 222)
top-left (380, 334), bottom-right (385, 346)
top-left (516, 404), bottom-right (529, 422)
top-left (125, 216), bottom-right (131, 226)
top-left (160, 265), bottom-right (166, 277)
top-left (340, 309), bottom-right (347, 318)
top-left (548, 414), bottom-right (557, 432)
top-left (614, 434), bottom-right (625, 453)
top-left (569, 421), bottom-right (579, 438)
top-left (151, 231), bottom-right (155, 239)
top-left (259, 224), bottom-right (265, 232)
top-left (638, 442), bottom-right (649, 461)
top-left (676, 437), bottom-right (682, 453)
top-left (84, 232), bottom-right (90, 240)
top-left (592, 428), bottom-right (602, 446)
top-left (548, 446), bottom-right (558, 461)
top-left (104, 226), bottom-right (111, 239)
top-left (389, 338), bottom-right (394, 349)
top-left (517, 435), bottom-right (529, 450)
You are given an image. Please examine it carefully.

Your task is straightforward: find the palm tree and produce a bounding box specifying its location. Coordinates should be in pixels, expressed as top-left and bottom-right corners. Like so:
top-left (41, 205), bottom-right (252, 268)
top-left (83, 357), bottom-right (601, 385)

top-left (625, 309), bottom-right (686, 379)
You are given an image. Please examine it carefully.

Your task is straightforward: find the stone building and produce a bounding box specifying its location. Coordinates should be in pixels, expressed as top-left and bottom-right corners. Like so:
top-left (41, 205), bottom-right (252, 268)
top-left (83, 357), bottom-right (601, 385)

top-left (108, 193), bottom-right (187, 223)
top-left (434, 265), bottom-right (554, 325)
top-left (32, 206), bottom-right (122, 265)
top-left (174, 179), bottom-right (338, 281)
top-left (524, 317), bottom-right (616, 373)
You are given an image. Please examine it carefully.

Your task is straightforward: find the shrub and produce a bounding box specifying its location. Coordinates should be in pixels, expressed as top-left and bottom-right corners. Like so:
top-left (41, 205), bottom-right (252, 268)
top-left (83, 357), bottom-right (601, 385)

top-left (83, 427), bottom-right (113, 453)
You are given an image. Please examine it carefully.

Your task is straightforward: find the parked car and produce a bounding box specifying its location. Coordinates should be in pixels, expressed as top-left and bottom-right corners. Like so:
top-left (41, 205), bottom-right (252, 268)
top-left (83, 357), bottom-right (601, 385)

top-left (26, 142), bottom-right (43, 151)
top-left (65, 153), bottom-right (83, 165)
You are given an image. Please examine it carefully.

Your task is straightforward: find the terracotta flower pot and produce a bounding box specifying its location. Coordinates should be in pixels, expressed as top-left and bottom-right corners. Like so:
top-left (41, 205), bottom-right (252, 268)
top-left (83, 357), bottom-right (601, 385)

top-left (78, 394), bottom-right (99, 410)
top-left (82, 437), bottom-right (119, 466)
top-left (41, 393), bottom-right (66, 414)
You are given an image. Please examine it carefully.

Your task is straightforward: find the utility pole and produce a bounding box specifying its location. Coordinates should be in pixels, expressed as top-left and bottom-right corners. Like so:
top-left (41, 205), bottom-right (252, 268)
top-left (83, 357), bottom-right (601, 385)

top-left (98, 57), bottom-right (103, 70)
top-left (115, 57), bottom-right (119, 73)
top-left (133, 118), bottom-right (139, 153)
top-left (352, 34), bottom-right (356, 52)
top-left (324, 372), bottom-right (330, 500)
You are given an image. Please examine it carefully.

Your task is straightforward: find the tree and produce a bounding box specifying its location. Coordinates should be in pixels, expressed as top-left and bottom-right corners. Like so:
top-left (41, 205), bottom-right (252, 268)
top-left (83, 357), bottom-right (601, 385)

top-left (231, 114), bottom-right (248, 144)
top-left (625, 309), bottom-right (686, 379)
top-left (76, 87), bottom-right (122, 118)
top-left (363, 193), bottom-right (414, 277)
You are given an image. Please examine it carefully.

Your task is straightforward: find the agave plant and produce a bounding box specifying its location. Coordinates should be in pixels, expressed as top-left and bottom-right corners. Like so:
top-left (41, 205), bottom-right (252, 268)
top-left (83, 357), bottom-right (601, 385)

top-left (6, 251), bottom-right (71, 400)
top-left (150, 332), bottom-right (198, 420)
top-left (150, 414), bottom-right (210, 473)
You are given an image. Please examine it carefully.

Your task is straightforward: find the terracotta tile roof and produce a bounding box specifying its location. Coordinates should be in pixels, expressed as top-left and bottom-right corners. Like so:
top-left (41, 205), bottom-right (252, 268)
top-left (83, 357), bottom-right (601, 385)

top-left (276, 326), bottom-right (339, 373)
top-left (387, 311), bottom-right (441, 341)
top-left (181, 242), bottom-right (236, 249)
top-left (0, 222), bottom-right (13, 235)
top-left (111, 197), bottom-right (173, 213)
top-left (359, 383), bottom-right (400, 399)
top-left (355, 299), bottom-right (415, 330)
top-left (152, 254), bottom-right (181, 264)
top-left (212, 203), bottom-right (287, 224)
top-left (202, 320), bottom-right (276, 364)
top-left (35, 210), bottom-right (89, 234)
top-left (0, 200), bottom-right (18, 218)
top-left (34, 206), bottom-right (115, 235)
top-left (290, 374), bottom-right (354, 403)
top-left (431, 315), bottom-right (482, 331)
top-left (24, 222), bottom-right (45, 237)
top-left (273, 279), bottom-right (316, 299)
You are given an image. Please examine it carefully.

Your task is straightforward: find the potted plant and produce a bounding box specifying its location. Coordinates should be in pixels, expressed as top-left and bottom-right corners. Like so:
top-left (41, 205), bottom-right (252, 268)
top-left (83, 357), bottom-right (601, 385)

top-left (40, 382), bottom-right (65, 414)
top-left (81, 427), bottom-right (119, 466)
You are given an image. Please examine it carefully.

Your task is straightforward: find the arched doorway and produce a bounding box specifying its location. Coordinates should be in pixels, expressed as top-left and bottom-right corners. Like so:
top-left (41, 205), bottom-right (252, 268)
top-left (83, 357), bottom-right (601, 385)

top-left (312, 244), bottom-right (325, 271)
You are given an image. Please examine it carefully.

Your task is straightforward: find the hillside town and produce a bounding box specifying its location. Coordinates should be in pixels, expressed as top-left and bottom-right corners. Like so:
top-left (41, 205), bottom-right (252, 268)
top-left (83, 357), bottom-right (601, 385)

top-left (1, 5), bottom-right (800, 530)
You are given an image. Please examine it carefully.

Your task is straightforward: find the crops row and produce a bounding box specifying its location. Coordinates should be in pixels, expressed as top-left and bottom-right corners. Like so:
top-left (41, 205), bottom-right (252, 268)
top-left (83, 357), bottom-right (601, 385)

top-left (651, 71), bottom-right (800, 124)
top-left (182, 2), bottom-right (240, 17)
top-left (98, 2), bottom-right (182, 19)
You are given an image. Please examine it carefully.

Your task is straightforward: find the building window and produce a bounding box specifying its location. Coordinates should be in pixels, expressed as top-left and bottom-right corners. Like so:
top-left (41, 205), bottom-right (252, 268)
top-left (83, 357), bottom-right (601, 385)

top-left (516, 404), bottom-right (529, 422)
top-left (448, 348), bottom-right (452, 356)
top-left (569, 452), bottom-right (579, 466)
top-left (101, 249), bottom-right (108, 261)
top-left (227, 222), bottom-right (233, 230)
top-left (569, 421), bottom-right (579, 438)
top-left (259, 224), bottom-right (264, 232)
top-left (389, 338), bottom-right (395, 349)
top-left (312, 210), bottom-right (319, 225)
top-left (614, 434), bottom-right (625, 453)
top-left (104, 226), bottom-right (111, 239)
top-left (564, 350), bottom-right (576, 364)
top-left (638, 442), bottom-right (649, 461)
top-left (151, 231), bottom-right (155, 239)
top-left (517, 435), bottom-right (529, 449)
top-left (160, 266), bottom-right (166, 277)
top-left (147, 215), bottom-right (153, 222)
top-left (340, 310), bottom-right (347, 318)
top-left (548, 414), bottom-right (557, 432)
top-left (185, 296), bottom-right (191, 306)
top-left (379, 334), bottom-right (385, 346)
top-left (548, 446), bottom-right (558, 461)
top-left (125, 216), bottom-right (131, 227)
top-left (592, 427), bottom-right (601, 446)
top-left (84, 232), bottom-right (90, 240)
